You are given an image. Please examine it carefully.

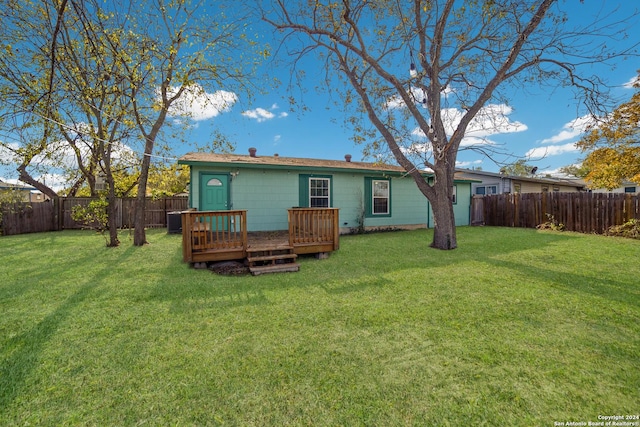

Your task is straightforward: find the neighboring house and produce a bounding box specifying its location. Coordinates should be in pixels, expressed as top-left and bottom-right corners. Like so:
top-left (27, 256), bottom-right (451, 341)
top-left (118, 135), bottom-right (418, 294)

top-left (456, 169), bottom-right (587, 195)
top-left (178, 149), bottom-right (475, 233)
top-left (0, 180), bottom-right (47, 202)
top-left (590, 181), bottom-right (639, 195)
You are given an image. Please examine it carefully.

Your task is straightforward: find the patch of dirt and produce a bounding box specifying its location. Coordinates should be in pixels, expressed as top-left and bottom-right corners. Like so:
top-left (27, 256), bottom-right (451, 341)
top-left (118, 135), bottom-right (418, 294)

top-left (209, 260), bottom-right (249, 275)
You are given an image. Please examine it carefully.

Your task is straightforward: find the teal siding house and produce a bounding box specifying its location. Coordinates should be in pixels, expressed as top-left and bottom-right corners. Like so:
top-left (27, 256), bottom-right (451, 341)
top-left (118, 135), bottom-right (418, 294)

top-left (178, 149), bottom-right (473, 234)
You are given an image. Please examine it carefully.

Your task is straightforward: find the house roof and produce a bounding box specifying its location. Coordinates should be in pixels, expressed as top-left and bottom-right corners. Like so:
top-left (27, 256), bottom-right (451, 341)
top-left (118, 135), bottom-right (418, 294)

top-left (0, 180), bottom-right (37, 191)
top-left (179, 151), bottom-right (410, 174)
top-left (455, 168), bottom-right (586, 189)
top-left (179, 151), bottom-right (480, 183)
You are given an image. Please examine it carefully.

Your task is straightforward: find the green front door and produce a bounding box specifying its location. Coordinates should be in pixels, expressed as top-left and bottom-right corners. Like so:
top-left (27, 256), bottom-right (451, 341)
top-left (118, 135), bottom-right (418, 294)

top-left (199, 173), bottom-right (229, 211)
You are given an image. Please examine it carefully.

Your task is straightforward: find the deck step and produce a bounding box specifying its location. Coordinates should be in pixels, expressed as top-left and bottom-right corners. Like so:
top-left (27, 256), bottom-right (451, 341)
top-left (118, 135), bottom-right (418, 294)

top-left (249, 263), bottom-right (300, 275)
top-left (247, 253), bottom-right (298, 263)
top-left (246, 245), bottom-right (299, 275)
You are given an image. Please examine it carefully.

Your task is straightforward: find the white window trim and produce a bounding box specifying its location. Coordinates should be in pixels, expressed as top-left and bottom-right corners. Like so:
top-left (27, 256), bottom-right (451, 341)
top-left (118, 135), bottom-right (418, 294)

top-left (372, 179), bottom-right (390, 215)
top-left (309, 177), bottom-right (330, 208)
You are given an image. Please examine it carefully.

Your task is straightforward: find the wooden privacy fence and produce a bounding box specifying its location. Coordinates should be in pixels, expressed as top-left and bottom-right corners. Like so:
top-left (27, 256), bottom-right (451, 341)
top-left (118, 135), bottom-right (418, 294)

top-left (59, 197), bottom-right (189, 229)
top-left (473, 192), bottom-right (640, 233)
top-left (1, 196), bottom-right (188, 236)
top-left (0, 202), bottom-right (57, 235)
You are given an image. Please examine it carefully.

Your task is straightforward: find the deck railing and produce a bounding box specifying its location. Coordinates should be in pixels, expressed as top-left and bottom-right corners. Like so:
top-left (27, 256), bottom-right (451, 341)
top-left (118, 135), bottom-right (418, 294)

top-left (288, 208), bottom-right (340, 253)
top-left (181, 208), bottom-right (339, 263)
top-left (181, 210), bottom-right (247, 263)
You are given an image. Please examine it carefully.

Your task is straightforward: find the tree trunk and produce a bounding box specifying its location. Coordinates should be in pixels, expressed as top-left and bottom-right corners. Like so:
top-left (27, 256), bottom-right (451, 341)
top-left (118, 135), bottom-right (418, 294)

top-left (17, 164), bottom-right (58, 200)
top-left (430, 188), bottom-right (457, 250)
top-left (428, 164), bottom-right (458, 250)
top-left (133, 151), bottom-right (152, 246)
top-left (106, 180), bottom-right (119, 247)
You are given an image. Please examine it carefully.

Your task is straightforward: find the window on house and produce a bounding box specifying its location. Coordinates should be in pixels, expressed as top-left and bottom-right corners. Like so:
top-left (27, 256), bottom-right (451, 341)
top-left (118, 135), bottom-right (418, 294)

top-left (309, 178), bottom-right (330, 207)
top-left (542, 185), bottom-right (549, 192)
top-left (514, 183), bottom-right (522, 193)
top-left (452, 185), bottom-right (457, 204)
top-left (298, 175), bottom-right (332, 207)
top-left (624, 186), bottom-right (636, 193)
top-left (365, 177), bottom-right (391, 217)
top-left (372, 180), bottom-right (389, 214)
top-left (475, 185), bottom-right (497, 195)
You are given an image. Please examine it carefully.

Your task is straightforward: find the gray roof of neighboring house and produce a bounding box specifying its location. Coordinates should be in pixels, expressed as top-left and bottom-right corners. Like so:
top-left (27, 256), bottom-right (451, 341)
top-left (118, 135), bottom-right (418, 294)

top-left (455, 168), bottom-right (586, 189)
top-left (0, 180), bottom-right (37, 191)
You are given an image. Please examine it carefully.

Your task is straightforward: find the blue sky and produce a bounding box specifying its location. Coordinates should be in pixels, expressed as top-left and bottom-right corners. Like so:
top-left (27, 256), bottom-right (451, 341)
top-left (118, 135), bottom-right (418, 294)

top-left (169, 1), bottom-right (639, 176)
top-left (1, 1), bottom-right (638, 189)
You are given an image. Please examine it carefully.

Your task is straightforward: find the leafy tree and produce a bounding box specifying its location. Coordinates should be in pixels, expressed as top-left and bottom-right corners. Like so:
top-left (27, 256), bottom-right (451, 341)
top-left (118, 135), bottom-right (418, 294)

top-left (147, 164), bottom-right (190, 198)
top-left (0, 0), bottom-right (67, 201)
top-left (263, 0), bottom-right (638, 249)
top-left (1, 0), bottom-right (265, 246)
top-left (558, 163), bottom-right (590, 179)
top-left (98, 0), bottom-right (264, 246)
top-left (500, 160), bottom-right (537, 177)
top-left (577, 75), bottom-right (640, 189)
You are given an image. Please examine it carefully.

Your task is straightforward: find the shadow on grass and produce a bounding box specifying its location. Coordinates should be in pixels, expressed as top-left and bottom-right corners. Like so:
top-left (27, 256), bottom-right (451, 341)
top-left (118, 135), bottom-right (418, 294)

top-left (147, 228), bottom-right (586, 313)
top-left (0, 247), bottom-right (136, 413)
top-left (484, 256), bottom-right (639, 310)
top-left (146, 256), bottom-right (270, 313)
top-left (164, 286), bottom-right (270, 313)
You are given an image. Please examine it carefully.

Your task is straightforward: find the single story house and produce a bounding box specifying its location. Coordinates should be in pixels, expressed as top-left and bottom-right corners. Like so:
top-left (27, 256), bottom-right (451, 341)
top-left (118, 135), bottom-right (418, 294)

top-left (590, 181), bottom-right (639, 195)
top-left (0, 180), bottom-right (47, 202)
top-left (178, 149), bottom-right (475, 234)
top-left (456, 169), bottom-right (587, 195)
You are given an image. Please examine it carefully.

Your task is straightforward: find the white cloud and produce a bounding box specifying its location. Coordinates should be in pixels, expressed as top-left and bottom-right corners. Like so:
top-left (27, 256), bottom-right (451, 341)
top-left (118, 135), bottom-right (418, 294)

top-left (623, 75), bottom-right (639, 89)
top-left (386, 86), bottom-right (428, 110)
top-left (525, 142), bottom-right (579, 160)
top-left (35, 173), bottom-right (67, 192)
top-left (242, 107), bottom-right (275, 122)
top-left (273, 135), bottom-right (281, 143)
top-left (456, 159), bottom-right (483, 168)
top-left (411, 103), bottom-right (527, 148)
top-left (242, 103), bottom-right (289, 123)
top-left (540, 114), bottom-right (594, 144)
top-left (459, 135), bottom-right (498, 148)
top-left (0, 141), bottom-right (19, 165)
top-left (166, 84), bottom-right (238, 121)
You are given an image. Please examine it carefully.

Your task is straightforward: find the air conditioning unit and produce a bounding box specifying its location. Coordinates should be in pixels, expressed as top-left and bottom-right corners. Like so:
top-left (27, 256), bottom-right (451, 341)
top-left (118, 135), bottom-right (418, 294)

top-left (167, 211), bottom-right (182, 234)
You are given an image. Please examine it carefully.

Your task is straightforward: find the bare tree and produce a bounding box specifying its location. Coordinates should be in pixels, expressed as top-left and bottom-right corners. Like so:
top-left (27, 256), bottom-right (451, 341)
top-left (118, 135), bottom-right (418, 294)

top-left (263, 0), bottom-right (638, 249)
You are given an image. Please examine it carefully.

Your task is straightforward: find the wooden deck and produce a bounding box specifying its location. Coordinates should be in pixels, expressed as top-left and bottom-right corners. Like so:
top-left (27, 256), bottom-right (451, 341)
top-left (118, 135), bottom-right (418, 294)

top-left (181, 209), bottom-right (339, 270)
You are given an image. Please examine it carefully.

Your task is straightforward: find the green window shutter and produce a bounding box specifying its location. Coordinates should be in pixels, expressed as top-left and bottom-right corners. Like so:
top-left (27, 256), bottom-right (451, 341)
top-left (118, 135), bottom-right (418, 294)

top-left (364, 177), bottom-right (373, 216)
top-left (298, 174), bottom-right (310, 207)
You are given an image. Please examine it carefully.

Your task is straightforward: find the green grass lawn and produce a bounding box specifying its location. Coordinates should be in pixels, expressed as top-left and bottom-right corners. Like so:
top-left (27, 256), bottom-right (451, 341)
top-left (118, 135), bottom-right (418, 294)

top-left (1, 227), bottom-right (638, 426)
